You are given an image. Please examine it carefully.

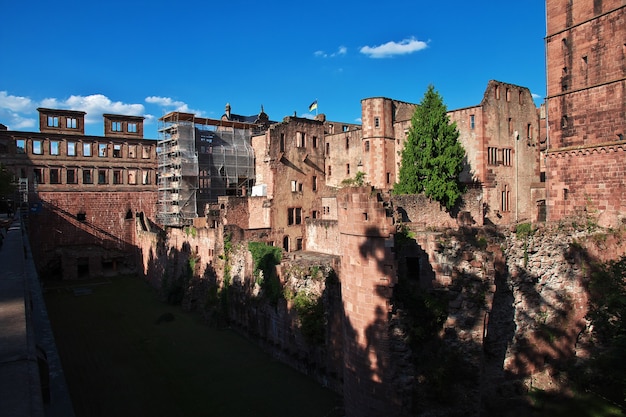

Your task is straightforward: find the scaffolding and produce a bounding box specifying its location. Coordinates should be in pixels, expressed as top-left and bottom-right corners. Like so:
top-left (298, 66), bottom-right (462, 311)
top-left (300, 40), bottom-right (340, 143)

top-left (157, 113), bottom-right (199, 227)
top-left (157, 112), bottom-right (258, 227)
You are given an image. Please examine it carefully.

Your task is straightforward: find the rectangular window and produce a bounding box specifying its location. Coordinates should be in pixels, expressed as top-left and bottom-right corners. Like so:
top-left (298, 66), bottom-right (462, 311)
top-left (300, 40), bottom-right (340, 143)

top-left (113, 170), bottom-right (122, 184)
top-left (67, 169), bottom-right (77, 184)
top-left (296, 131), bottom-right (306, 147)
top-left (374, 117), bottom-right (380, 128)
top-left (127, 123), bottom-right (137, 133)
top-left (67, 141), bottom-right (76, 156)
top-left (387, 172), bottom-right (391, 184)
top-left (47, 116), bottom-right (59, 127)
top-left (327, 165), bottom-right (331, 176)
top-left (364, 140), bottom-right (370, 152)
top-left (16, 139), bottom-right (25, 153)
top-left (142, 171), bottom-right (150, 185)
top-left (312, 136), bottom-right (317, 148)
top-left (33, 140), bottom-right (43, 155)
top-left (142, 146), bottom-right (150, 159)
top-left (50, 168), bottom-right (60, 184)
top-left (345, 137), bottom-right (349, 149)
top-left (291, 180), bottom-right (298, 192)
top-left (279, 134), bottom-right (285, 152)
top-left (112, 121), bottom-right (122, 132)
top-left (325, 142), bottom-right (330, 155)
top-left (34, 168), bottom-right (43, 184)
top-left (312, 176), bottom-right (317, 191)
top-left (488, 147), bottom-right (498, 165)
top-left (501, 187), bottom-right (510, 212)
top-left (66, 117), bottom-right (77, 129)
top-left (83, 169), bottom-right (93, 184)
top-left (346, 164), bottom-right (350, 175)
top-left (470, 114), bottom-right (475, 129)
top-left (527, 123), bottom-right (533, 139)
top-left (50, 140), bottom-right (60, 155)
top-left (502, 148), bottom-right (512, 166)
top-left (295, 208), bottom-right (302, 225)
top-left (83, 143), bottom-right (92, 156)
top-left (288, 208), bottom-right (294, 225)
top-left (508, 118), bottom-right (513, 135)
top-left (98, 143), bottom-right (107, 157)
top-left (128, 169), bottom-right (137, 185)
top-left (128, 144), bottom-right (137, 158)
top-left (98, 169), bottom-right (107, 184)
top-left (113, 144), bottom-right (122, 158)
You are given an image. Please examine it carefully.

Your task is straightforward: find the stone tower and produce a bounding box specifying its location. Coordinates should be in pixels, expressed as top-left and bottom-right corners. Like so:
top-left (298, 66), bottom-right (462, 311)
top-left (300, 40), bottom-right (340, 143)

top-left (360, 98), bottom-right (398, 192)
top-left (544, 0), bottom-right (626, 226)
top-left (337, 186), bottom-right (407, 416)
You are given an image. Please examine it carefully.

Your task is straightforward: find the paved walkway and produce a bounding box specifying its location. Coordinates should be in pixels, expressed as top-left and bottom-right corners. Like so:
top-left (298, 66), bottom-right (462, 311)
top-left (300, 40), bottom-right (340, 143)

top-left (0, 215), bottom-right (74, 417)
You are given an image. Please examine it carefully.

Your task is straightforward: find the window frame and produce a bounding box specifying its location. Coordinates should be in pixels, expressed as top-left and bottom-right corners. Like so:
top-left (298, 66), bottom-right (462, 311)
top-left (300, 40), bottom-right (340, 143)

top-left (32, 140), bottom-right (43, 155)
top-left (112, 121), bottom-right (122, 132)
top-left (98, 169), bottom-right (108, 185)
top-left (83, 169), bottom-right (93, 184)
top-left (49, 168), bottom-right (61, 184)
top-left (66, 168), bottom-right (77, 184)
top-left (50, 140), bottom-right (60, 156)
top-left (47, 116), bottom-right (59, 128)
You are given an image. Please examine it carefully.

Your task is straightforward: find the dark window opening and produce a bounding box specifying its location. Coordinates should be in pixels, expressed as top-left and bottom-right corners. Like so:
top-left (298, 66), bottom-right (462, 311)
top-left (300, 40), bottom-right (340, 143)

top-left (77, 257), bottom-right (89, 278)
top-left (83, 170), bottom-right (92, 184)
top-left (50, 168), bottom-right (60, 184)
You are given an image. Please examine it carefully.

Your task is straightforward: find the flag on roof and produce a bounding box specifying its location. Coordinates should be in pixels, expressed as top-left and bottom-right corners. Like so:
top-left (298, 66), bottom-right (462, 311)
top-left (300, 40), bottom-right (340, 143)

top-left (308, 100), bottom-right (318, 112)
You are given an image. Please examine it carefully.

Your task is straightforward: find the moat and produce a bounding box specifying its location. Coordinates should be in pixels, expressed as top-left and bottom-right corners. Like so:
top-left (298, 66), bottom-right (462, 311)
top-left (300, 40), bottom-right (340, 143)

top-left (43, 275), bottom-right (342, 417)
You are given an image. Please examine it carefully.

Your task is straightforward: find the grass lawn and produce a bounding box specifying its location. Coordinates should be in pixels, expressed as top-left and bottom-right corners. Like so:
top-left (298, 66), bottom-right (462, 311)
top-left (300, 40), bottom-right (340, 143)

top-left (528, 389), bottom-right (624, 417)
top-left (44, 275), bottom-right (342, 417)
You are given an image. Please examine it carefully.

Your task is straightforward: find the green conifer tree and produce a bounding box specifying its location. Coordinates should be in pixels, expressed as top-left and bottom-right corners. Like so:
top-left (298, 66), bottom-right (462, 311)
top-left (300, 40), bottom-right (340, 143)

top-left (394, 85), bottom-right (465, 210)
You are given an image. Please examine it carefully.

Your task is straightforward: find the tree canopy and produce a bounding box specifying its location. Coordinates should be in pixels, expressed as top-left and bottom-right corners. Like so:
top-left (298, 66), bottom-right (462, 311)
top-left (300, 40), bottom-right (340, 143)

top-left (0, 164), bottom-right (15, 197)
top-left (394, 85), bottom-right (465, 210)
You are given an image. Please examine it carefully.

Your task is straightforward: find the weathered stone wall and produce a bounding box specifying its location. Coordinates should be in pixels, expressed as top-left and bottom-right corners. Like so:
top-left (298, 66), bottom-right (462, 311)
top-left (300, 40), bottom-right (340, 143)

top-left (546, 145), bottom-right (626, 227)
top-left (545, 1), bottom-right (626, 227)
top-left (336, 186), bottom-right (406, 417)
top-left (392, 187), bottom-right (484, 229)
top-left (28, 190), bottom-right (156, 279)
top-left (304, 219), bottom-right (340, 254)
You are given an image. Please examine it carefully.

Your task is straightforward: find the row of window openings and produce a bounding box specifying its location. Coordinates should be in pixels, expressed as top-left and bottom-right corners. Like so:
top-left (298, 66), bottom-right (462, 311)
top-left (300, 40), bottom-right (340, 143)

top-left (494, 86), bottom-right (524, 103)
top-left (279, 133), bottom-right (319, 152)
top-left (488, 147), bottom-right (512, 166)
top-left (288, 207), bottom-right (335, 224)
top-left (32, 167), bottom-right (151, 185)
top-left (291, 176), bottom-right (318, 192)
top-left (18, 139), bottom-right (151, 158)
top-left (47, 116), bottom-right (137, 133)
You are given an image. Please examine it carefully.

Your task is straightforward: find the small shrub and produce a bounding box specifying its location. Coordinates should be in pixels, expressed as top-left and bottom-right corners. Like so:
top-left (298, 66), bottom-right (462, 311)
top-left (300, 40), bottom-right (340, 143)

top-left (516, 222), bottom-right (533, 239)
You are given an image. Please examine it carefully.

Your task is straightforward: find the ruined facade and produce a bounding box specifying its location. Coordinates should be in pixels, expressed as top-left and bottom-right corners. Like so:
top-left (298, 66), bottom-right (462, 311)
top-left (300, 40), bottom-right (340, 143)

top-left (544, 0), bottom-right (626, 226)
top-left (353, 81), bottom-right (542, 226)
top-left (0, 108), bottom-right (158, 279)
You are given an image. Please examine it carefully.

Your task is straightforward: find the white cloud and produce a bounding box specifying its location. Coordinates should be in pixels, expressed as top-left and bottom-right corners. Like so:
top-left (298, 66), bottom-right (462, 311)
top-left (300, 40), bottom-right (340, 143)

top-left (0, 91), bottom-right (33, 112)
top-left (40, 94), bottom-right (145, 125)
top-left (314, 46), bottom-right (348, 58)
top-left (145, 96), bottom-right (203, 116)
top-left (360, 37), bottom-right (428, 58)
top-left (532, 93), bottom-right (542, 100)
top-left (0, 91), bottom-right (37, 130)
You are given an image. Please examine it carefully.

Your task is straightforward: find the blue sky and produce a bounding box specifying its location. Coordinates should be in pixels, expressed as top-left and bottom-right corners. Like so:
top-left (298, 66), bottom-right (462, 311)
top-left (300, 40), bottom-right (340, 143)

top-left (0, 0), bottom-right (546, 139)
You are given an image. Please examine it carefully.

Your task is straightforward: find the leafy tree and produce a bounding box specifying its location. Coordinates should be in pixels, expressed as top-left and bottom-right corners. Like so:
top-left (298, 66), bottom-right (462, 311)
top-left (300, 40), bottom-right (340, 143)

top-left (394, 85), bottom-right (465, 210)
top-left (0, 164), bottom-right (15, 197)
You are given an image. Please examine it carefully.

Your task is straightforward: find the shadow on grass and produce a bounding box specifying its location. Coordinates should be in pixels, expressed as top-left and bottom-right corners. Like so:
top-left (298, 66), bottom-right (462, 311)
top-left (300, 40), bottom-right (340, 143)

top-left (44, 275), bottom-right (341, 417)
top-left (528, 389), bottom-right (624, 417)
